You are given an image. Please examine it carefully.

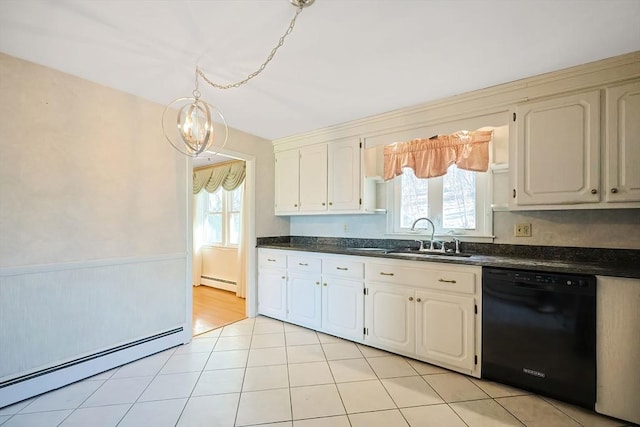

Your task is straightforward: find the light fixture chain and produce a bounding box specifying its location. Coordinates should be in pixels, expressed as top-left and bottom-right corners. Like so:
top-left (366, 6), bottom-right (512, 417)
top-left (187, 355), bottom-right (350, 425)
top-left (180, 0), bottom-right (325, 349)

top-left (197, 5), bottom-right (304, 90)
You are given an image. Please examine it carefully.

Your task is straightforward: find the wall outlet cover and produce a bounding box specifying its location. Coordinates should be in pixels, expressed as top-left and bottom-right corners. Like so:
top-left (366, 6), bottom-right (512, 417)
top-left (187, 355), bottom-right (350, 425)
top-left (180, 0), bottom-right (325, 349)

top-left (515, 223), bottom-right (532, 237)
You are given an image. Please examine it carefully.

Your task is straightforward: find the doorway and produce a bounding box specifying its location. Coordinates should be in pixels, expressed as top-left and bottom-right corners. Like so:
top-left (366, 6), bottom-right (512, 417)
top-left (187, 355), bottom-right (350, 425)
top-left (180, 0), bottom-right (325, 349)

top-left (190, 151), bottom-right (256, 336)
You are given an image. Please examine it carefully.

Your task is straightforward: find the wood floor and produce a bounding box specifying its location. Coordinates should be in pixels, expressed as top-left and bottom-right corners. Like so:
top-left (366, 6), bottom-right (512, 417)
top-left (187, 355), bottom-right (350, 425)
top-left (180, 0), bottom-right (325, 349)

top-left (192, 285), bottom-right (246, 336)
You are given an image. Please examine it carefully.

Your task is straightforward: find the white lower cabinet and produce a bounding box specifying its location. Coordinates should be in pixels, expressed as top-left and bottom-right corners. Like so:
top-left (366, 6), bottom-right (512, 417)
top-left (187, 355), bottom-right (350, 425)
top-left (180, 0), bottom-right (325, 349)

top-left (364, 260), bottom-right (481, 375)
top-left (287, 272), bottom-right (321, 329)
top-left (415, 290), bottom-right (475, 371)
top-left (258, 249), bottom-right (481, 377)
top-left (257, 269), bottom-right (287, 319)
top-left (364, 282), bottom-right (415, 354)
top-left (322, 277), bottom-right (364, 341)
top-left (258, 250), bottom-right (364, 341)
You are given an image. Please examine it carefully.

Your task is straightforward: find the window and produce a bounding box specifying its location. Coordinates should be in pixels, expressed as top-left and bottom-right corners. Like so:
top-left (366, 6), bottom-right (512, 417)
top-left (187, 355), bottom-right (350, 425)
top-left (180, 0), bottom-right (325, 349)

top-left (391, 164), bottom-right (491, 238)
top-left (203, 185), bottom-right (243, 246)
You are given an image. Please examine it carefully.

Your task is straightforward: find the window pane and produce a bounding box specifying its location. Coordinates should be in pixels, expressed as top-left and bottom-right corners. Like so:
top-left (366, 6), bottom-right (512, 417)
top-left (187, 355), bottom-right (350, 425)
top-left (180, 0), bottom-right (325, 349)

top-left (230, 186), bottom-right (243, 211)
top-left (204, 214), bottom-right (222, 244)
top-left (229, 213), bottom-right (241, 245)
top-left (208, 190), bottom-right (223, 212)
top-left (400, 168), bottom-right (429, 228)
top-left (442, 165), bottom-right (476, 229)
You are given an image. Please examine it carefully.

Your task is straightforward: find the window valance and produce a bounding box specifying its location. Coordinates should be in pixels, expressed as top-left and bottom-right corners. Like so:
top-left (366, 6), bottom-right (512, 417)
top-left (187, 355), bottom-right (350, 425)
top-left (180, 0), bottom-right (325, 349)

top-left (383, 130), bottom-right (493, 180)
top-left (193, 160), bottom-right (246, 194)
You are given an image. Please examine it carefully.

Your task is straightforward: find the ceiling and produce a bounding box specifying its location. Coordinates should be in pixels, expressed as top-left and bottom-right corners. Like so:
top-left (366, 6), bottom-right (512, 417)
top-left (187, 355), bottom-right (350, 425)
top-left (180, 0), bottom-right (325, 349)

top-left (1, 0), bottom-right (639, 142)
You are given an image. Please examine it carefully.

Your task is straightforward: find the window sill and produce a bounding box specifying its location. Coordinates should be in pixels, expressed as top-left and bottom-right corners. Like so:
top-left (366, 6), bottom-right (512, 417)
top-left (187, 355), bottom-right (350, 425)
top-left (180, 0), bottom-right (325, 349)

top-left (384, 232), bottom-right (495, 244)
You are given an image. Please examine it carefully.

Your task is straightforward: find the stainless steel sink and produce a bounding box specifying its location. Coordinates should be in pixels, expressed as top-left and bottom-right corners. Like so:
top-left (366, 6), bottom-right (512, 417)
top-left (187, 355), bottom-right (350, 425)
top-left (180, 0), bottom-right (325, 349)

top-left (387, 251), bottom-right (472, 258)
top-left (346, 247), bottom-right (391, 253)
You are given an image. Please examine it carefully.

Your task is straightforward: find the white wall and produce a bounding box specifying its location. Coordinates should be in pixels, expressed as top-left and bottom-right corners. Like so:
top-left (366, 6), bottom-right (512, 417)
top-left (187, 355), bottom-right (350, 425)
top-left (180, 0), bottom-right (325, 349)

top-left (0, 53), bottom-right (189, 380)
top-left (200, 246), bottom-right (239, 284)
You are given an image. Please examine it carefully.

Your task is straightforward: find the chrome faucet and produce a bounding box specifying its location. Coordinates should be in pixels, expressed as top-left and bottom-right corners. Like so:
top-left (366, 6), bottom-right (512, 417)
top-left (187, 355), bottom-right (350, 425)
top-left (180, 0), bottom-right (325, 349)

top-left (410, 217), bottom-right (435, 251)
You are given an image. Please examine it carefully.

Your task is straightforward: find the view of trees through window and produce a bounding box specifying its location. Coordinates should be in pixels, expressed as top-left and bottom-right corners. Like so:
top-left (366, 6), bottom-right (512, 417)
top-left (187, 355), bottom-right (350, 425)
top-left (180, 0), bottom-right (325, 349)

top-left (204, 185), bottom-right (243, 246)
top-left (399, 165), bottom-right (476, 231)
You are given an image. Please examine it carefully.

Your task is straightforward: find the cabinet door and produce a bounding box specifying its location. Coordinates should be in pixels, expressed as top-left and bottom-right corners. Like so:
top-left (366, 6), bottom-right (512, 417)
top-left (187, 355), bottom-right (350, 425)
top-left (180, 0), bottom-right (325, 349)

top-left (364, 282), bottom-right (414, 354)
top-left (605, 81), bottom-right (640, 203)
top-left (258, 269), bottom-right (287, 320)
top-left (322, 278), bottom-right (364, 341)
top-left (299, 144), bottom-right (328, 212)
top-left (287, 273), bottom-right (322, 329)
top-left (415, 290), bottom-right (475, 372)
top-left (512, 90), bottom-right (601, 205)
top-left (328, 139), bottom-right (361, 211)
top-left (275, 150), bottom-right (300, 214)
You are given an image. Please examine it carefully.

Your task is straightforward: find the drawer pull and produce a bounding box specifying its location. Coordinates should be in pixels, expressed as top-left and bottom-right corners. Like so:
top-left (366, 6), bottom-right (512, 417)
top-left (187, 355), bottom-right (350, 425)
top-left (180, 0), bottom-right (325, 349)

top-left (267, 258), bottom-right (276, 262)
top-left (408, 296), bottom-right (414, 301)
top-left (438, 278), bottom-right (457, 284)
top-left (316, 282), bottom-right (320, 285)
top-left (380, 272), bottom-right (395, 276)
top-left (416, 298), bottom-right (422, 302)
top-left (281, 276), bottom-right (286, 279)
top-left (336, 267), bottom-right (349, 271)
top-left (323, 283), bottom-right (327, 287)
top-left (298, 263), bottom-right (309, 266)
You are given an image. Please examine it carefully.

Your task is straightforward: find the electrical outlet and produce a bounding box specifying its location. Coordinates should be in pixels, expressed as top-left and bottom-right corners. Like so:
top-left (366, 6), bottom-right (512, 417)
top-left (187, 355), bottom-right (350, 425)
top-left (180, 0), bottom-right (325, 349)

top-left (343, 223), bottom-right (349, 233)
top-left (514, 223), bottom-right (532, 237)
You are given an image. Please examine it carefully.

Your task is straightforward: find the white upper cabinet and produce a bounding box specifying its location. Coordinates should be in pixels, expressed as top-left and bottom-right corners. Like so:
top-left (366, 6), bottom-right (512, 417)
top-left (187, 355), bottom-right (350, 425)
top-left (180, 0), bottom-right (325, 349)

top-left (328, 139), bottom-right (361, 211)
top-left (274, 139), bottom-right (367, 215)
top-left (605, 81), bottom-right (640, 203)
top-left (300, 144), bottom-right (328, 212)
top-left (274, 149), bottom-right (301, 214)
top-left (510, 90), bottom-right (601, 206)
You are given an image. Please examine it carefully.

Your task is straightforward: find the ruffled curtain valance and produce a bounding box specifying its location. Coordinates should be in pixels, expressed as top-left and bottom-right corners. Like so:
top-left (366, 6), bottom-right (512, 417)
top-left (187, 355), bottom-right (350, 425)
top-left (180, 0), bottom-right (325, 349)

top-left (383, 130), bottom-right (493, 180)
top-left (193, 160), bottom-right (246, 194)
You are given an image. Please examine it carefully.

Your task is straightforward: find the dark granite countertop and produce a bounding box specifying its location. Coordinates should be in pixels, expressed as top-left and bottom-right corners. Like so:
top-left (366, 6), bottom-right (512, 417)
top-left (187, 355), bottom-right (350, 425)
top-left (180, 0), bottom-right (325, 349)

top-left (257, 237), bottom-right (640, 279)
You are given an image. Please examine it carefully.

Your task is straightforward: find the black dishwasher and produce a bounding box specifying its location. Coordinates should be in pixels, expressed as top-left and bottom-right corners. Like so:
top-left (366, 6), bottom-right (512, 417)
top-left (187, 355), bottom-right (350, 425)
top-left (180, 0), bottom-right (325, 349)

top-left (482, 267), bottom-right (596, 409)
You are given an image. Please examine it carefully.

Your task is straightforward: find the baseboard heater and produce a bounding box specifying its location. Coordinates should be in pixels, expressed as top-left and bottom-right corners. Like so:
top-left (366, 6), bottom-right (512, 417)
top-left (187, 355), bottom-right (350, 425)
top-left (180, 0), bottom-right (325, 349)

top-left (201, 275), bottom-right (237, 292)
top-left (0, 327), bottom-right (184, 408)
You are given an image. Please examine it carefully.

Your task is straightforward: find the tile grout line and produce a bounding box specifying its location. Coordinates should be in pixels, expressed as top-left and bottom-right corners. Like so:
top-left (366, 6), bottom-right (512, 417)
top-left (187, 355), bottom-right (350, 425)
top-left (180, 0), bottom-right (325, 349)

top-left (169, 328), bottom-right (225, 427)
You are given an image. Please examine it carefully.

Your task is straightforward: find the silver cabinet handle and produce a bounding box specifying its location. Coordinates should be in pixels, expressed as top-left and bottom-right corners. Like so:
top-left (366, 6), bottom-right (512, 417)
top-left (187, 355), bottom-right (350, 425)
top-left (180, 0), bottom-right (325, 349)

top-left (336, 267), bottom-right (348, 271)
top-left (281, 276), bottom-right (286, 279)
top-left (315, 282), bottom-right (320, 285)
top-left (298, 263), bottom-right (308, 266)
top-left (323, 283), bottom-right (327, 287)
top-left (438, 278), bottom-right (457, 284)
top-left (267, 258), bottom-right (276, 262)
top-left (380, 272), bottom-right (394, 276)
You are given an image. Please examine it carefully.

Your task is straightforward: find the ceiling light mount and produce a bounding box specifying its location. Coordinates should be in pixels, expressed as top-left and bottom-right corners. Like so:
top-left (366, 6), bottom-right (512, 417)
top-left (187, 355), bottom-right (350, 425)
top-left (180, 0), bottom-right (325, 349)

top-left (164, 0), bottom-right (313, 157)
top-left (290, 0), bottom-right (315, 8)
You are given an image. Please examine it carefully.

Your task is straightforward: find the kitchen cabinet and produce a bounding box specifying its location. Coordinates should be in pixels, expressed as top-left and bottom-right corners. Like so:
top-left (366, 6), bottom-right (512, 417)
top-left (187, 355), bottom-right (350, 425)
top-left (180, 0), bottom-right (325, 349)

top-left (595, 275), bottom-right (640, 424)
top-left (327, 139), bottom-right (361, 211)
top-left (274, 139), bottom-right (366, 215)
top-left (510, 90), bottom-right (601, 206)
top-left (274, 144), bottom-right (327, 214)
top-left (508, 80), bottom-right (640, 210)
top-left (605, 80), bottom-right (640, 203)
top-left (258, 250), bottom-right (364, 341)
top-left (415, 290), bottom-right (475, 371)
top-left (364, 260), bottom-right (480, 375)
top-left (257, 251), bottom-right (287, 320)
top-left (321, 257), bottom-right (365, 341)
top-left (286, 255), bottom-right (322, 329)
top-left (364, 282), bottom-right (415, 354)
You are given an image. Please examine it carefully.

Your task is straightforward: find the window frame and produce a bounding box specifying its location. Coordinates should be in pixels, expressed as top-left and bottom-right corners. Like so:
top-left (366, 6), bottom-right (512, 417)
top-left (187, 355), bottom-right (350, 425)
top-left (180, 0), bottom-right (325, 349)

top-left (202, 184), bottom-right (243, 247)
top-left (386, 166), bottom-right (493, 241)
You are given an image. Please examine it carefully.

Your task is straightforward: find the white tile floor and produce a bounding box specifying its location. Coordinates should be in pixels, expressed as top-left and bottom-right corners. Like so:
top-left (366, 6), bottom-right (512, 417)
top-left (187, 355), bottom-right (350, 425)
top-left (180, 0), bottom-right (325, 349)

top-left (0, 316), bottom-right (635, 427)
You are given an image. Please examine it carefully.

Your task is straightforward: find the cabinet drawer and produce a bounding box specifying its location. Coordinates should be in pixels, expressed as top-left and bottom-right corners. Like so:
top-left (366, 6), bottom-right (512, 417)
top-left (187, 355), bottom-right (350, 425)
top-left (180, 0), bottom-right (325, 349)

top-left (288, 255), bottom-right (322, 273)
top-left (366, 262), bottom-right (477, 295)
top-left (323, 258), bottom-right (364, 279)
top-left (259, 251), bottom-right (286, 269)
top-left (366, 263), bottom-right (423, 285)
top-left (425, 269), bottom-right (476, 295)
